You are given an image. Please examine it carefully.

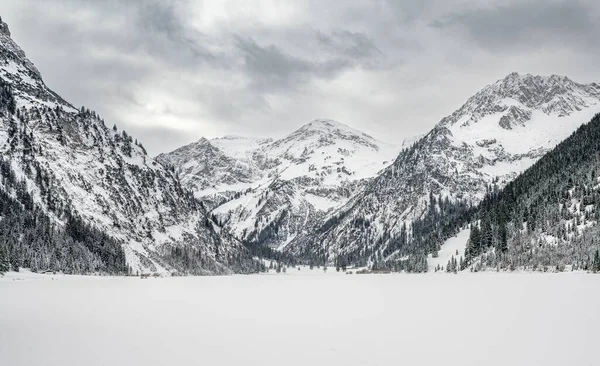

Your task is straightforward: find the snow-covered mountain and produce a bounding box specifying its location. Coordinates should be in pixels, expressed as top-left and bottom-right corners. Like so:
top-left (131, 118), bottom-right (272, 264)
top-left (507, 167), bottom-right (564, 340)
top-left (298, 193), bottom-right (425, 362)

top-left (158, 119), bottom-right (400, 249)
top-left (0, 17), bottom-right (258, 274)
top-left (284, 72), bottom-right (600, 265)
top-left (157, 136), bottom-right (271, 200)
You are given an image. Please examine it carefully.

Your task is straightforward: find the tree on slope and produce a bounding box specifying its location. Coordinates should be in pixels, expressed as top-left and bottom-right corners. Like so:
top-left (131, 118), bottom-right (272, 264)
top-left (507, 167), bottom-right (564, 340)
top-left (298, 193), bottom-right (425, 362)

top-left (465, 224), bottom-right (481, 262)
top-left (0, 245), bottom-right (9, 274)
top-left (593, 250), bottom-right (600, 273)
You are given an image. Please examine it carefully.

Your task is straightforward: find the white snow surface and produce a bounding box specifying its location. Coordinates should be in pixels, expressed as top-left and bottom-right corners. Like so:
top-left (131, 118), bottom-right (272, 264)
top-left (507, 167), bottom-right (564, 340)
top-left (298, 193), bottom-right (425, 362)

top-left (209, 135), bottom-right (272, 161)
top-left (428, 228), bottom-right (470, 271)
top-left (1, 271), bottom-right (599, 366)
top-left (448, 104), bottom-right (600, 157)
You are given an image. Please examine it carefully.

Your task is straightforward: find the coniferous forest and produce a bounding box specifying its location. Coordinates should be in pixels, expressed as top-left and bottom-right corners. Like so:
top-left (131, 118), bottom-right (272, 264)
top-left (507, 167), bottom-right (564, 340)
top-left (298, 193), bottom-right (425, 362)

top-left (463, 113), bottom-right (600, 272)
top-left (0, 160), bottom-right (128, 274)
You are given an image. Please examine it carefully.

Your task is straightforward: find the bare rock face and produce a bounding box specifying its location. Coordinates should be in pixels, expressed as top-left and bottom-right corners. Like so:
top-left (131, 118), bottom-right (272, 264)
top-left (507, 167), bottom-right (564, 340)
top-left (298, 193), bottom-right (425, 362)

top-left (499, 106), bottom-right (532, 130)
top-left (0, 17), bottom-right (10, 36)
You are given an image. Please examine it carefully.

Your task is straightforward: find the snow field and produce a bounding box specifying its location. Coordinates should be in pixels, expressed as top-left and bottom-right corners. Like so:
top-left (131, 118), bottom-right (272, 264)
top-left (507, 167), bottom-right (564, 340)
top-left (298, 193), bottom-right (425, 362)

top-left (1, 272), bottom-right (599, 366)
top-left (428, 228), bottom-right (470, 272)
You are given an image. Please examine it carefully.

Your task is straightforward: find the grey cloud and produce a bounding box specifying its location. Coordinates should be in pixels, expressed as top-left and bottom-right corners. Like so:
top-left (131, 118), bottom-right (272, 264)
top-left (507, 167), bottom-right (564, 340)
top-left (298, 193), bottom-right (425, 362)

top-left (134, 1), bottom-right (226, 68)
top-left (383, 0), bottom-right (436, 22)
top-left (1, 0), bottom-right (599, 156)
top-left (125, 123), bottom-right (194, 155)
top-left (235, 36), bottom-right (350, 92)
top-left (138, 1), bottom-right (186, 38)
top-left (235, 29), bottom-right (385, 93)
top-left (432, 1), bottom-right (598, 49)
top-left (316, 30), bottom-right (380, 60)
top-left (25, 0), bottom-right (224, 69)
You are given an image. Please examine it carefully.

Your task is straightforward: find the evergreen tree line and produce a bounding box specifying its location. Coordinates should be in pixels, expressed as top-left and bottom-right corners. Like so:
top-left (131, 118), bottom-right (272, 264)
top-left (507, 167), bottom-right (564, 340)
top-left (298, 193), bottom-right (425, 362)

top-left (0, 175), bottom-right (129, 275)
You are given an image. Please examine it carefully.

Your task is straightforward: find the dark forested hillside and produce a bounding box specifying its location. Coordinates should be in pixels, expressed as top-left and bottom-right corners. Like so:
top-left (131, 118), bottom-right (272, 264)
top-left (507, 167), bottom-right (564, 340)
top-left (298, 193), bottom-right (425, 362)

top-left (0, 159), bottom-right (129, 275)
top-left (465, 113), bottom-right (600, 271)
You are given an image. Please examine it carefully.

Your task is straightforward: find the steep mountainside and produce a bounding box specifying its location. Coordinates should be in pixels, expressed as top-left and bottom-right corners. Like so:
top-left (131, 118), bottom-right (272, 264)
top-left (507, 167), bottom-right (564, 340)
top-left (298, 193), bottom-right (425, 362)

top-left (157, 136), bottom-right (271, 200)
top-left (463, 113), bottom-right (600, 272)
top-left (285, 73), bottom-right (600, 267)
top-left (0, 17), bottom-right (259, 275)
top-left (158, 119), bottom-right (400, 249)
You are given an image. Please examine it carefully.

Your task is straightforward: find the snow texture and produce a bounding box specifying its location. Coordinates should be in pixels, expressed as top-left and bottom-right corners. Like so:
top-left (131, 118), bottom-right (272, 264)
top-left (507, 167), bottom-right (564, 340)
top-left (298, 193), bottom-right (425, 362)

top-left (428, 228), bottom-right (470, 271)
top-left (1, 271), bottom-right (599, 366)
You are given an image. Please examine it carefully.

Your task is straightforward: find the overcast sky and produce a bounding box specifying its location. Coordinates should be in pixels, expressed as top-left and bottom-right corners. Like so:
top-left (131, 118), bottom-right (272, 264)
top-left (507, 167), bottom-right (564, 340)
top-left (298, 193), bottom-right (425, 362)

top-left (1, 0), bottom-right (599, 155)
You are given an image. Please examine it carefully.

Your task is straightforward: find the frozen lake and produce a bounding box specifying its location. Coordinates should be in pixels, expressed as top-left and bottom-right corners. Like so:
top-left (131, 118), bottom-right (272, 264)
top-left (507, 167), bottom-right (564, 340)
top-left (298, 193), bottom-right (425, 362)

top-left (1, 270), bottom-right (599, 366)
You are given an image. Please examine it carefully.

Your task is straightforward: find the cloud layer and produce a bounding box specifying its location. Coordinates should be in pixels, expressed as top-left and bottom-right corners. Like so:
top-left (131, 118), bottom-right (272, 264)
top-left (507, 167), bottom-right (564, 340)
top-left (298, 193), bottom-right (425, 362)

top-left (1, 0), bottom-right (599, 154)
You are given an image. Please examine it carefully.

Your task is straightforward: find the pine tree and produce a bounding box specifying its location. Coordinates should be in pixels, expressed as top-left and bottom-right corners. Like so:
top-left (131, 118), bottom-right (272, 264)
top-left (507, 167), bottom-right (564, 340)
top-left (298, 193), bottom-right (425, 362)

top-left (593, 250), bottom-right (600, 273)
top-left (10, 255), bottom-right (19, 272)
top-left (466, 224), bottom-right (481, 261)
top-left (0, 246), bottom-right (9, 274)
top-left (497, 224), bottom-right (508, 253)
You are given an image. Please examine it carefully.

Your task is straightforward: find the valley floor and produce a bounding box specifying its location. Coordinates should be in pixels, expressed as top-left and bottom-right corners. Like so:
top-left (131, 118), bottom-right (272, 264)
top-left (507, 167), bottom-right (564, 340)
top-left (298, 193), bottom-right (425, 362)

top-left (1, 271), bottom-right (599, 366)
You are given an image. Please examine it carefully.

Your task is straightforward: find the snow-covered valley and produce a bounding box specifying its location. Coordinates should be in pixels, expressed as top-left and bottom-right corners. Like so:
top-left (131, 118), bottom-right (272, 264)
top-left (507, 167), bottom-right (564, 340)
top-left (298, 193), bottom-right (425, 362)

top-left (1, 271), bottom-right (599, 366)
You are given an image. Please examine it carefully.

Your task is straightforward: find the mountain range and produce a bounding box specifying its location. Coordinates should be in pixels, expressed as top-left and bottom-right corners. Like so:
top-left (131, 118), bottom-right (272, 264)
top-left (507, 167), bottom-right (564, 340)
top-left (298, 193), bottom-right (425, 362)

top-left (1, 16), bottom-right (600, 275)
top-left (282, 72), bottom-right (600, 267)
top-left (157, 119), bottom-right (400, 250)
top-left (161, 69), bottom-right (600, 270)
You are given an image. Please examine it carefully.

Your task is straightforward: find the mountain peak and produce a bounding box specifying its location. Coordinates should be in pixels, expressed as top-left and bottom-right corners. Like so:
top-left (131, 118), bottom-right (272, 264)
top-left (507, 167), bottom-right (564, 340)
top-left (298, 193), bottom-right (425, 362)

top-left (502, 71), bottom-right (522, 80)
top-left (495, 72), bottom-right (576, 88)
top-left (293, 118), bottom-right (377, 141)
top-left (195, 137), bottom-right (211, 144)
top-left (0, 16), bottom-right (10, 37)
top-left (301, 118), bottom-right (350, 130)
top-left (439, 73), bottom-right (600, 130)
top-left (0, 16), bottom-right (48, 101)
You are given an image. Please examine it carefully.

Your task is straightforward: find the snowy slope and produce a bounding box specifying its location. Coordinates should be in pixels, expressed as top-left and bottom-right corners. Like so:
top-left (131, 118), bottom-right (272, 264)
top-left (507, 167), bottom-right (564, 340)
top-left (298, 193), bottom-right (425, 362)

top-left (285, 73), bottom-right (600, 266)
top-left (0, 18), bottom-right (258, 274)
top-left (263, 119), bottom-right (399, 183)
top-left (158, 119), bottom-right (401, 249)
top-left (427, 228), bottom-right (470, 272)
